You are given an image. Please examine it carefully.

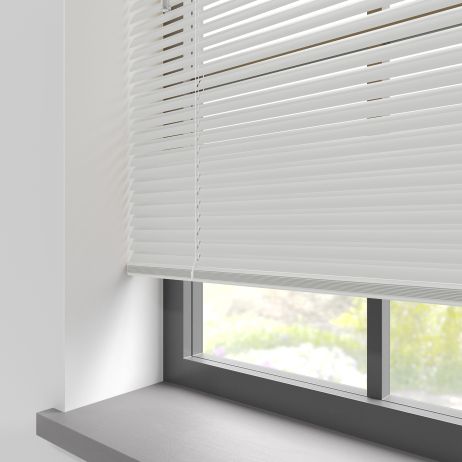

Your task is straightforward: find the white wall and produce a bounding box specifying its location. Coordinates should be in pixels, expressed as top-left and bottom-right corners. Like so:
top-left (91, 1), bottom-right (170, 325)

top-left (64, 0), bottom-right (163, 411)
top-left (0, 1), bottom-right (74, 460)
top-left (0, 0), bottom-right (162, 459)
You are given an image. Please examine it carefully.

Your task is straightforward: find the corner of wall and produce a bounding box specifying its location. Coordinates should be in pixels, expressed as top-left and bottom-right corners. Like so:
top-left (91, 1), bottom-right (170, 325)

top-left (64, 0), bottom-right (163, 411)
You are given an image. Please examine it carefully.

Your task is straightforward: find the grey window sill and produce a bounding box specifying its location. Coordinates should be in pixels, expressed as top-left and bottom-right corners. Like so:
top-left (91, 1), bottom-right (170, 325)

top-left (37, 382), bottom-right (433, 462)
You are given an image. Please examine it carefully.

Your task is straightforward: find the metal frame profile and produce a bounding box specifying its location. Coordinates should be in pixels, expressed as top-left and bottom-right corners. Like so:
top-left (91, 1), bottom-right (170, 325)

top-left (164, 279), bottom-right (462, 462)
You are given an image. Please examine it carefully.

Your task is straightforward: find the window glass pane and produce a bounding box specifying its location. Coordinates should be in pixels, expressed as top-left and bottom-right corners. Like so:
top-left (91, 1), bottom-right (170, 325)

top-left (391, 301), bottom-right (462, 412)
top-left (203, 283), bottom-right (367, 389)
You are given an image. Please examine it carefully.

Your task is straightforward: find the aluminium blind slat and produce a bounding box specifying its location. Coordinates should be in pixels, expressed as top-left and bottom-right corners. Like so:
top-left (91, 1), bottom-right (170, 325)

top-left (197, 9), bottom-right (462, 92)
top-left (129, 126), bottom-right (462, 171)
top-left (129, 3), bottom-right (194, 42)
top-left (133, 185), bottom-right (462, 209)
top-left (200, 190), bottom-right (462, 214)
top-left (131, 96), bottom-right (195, 122)
top-left (197, 171), bottom-right (462, 202)
top-left (130, 138), bottom-right (195, 156)
top-left (199, 0), bottom-right (401, 30)
top-left (195, 243), bottom-right (462, 263)
top-left (198, 150), bottom-right (462, 185)
top-left (129, 20), bottom-right (195, 56)
top-left (132, 216), bottom-right (193, 230)
top-left (199, 6), bottom-right (462, 76)
top-left (201, 30), bottom-right (462, 103)
top-left (190, 171), bottom-right (462, 200)
top-left (127, 0), bottom-right (196, 279)
top-left (199, 228), bottom-right (462, 246)
top-left (129, 44), bottom-right (195, 74)
top-left (199, 0), bottom-right (459, 64)
top-left (199, 124), bottom-right (462, 161)
top-left (132, 164), bottom-right (194, 181)
top-left (199, 89), bottom-right (462, 144)
top-left (127, 0), bottom-right (462, 302)
top-left (132, 229), bottom-right (193, 241)
top-left (130, 75), bottom-right (196, 107)
top-left (200, 0), bottom-right (301, 35)
top-left (192, 260), bottom-right (462, 292)
top-left (202, 1), bottom-right (459, 61)
top-left (132, 147), bottom-right (196, 167)
top-left (129, 34), bottom-right (195, 67)
top-left (129, 62), bottom-right (195, 92)
top-left (200, 0), bottom-right (354, 48)
top-left (200, 85), bottom-right (462, 144)
top-left (129, 50), bottom-right (195, 76)
top-left (200, 66), bottom-right (462, 130)
top-left (131, 110), bottom-right (196, 134)
top-left (200, 138), bottom-right (462, 171)
top-left (130, 30), bottom-right (195, 68)
top-left (201, 44), bottom-right (462, 108)
top-left (196, 207), bottom-right (462, 227)
top-left (198, 189), bottom-right (462, 214)
top-left (129, 7), bottom-right (195, 49)
top-left (199, 0), bottom-right (392, 57)
top-left (133, 192), bottom-right (193, 207)
top-left (131, 102), bottom-right (195, 124)
top-left (199, 106), bottom-right (462, 154)
top-left (132, 121), bottom-right (195, 144)
top-left (195, 0), bottom-right (462, 301)
top-left (199, 0), bottom-right (255, 22)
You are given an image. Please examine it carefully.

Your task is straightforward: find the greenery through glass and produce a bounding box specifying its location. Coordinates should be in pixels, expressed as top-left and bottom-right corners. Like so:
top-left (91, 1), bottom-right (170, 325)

top-left (203, 284), bottom-right (367, 389)
top-left (390, 301), bottom-right (462, 411)
top-left (203, 284), bottom-right (462, 411)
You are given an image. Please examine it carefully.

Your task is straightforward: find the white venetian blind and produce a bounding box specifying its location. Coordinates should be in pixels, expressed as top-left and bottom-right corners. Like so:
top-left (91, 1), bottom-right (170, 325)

top-left (127, 0), bottom-right (462, 304)
top-left (127, 0), bottom-right (196, 280)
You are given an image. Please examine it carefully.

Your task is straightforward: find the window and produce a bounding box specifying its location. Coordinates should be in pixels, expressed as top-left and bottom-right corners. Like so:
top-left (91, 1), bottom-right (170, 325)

top-left (127, 1), bottom-right (462, 312)
top-left (203, 283), bottom-right (367, 389)
top-left (198, 282), bottom-right (462, 417)
top-left (164, 281), bottom-right (462, 461)
top-left (128, 0), bottom-right (462, 458)
top-left (390, 301), bottom-right (462, 412)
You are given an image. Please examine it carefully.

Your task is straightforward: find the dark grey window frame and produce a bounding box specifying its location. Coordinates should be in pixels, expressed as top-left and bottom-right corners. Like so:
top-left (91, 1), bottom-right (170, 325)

top-left (164, 279), bottom-right (462, 462)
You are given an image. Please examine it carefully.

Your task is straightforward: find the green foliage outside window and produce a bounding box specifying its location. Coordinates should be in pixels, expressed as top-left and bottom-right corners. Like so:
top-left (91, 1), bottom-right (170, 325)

top-left (205, 292), bottom-right (462, 395)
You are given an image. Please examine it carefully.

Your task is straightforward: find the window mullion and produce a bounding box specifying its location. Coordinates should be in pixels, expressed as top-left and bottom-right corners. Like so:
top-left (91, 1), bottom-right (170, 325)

top-left (367, 298), bottom-right (390, 400)
top-left (191, 282), bottom-right (203, 355)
